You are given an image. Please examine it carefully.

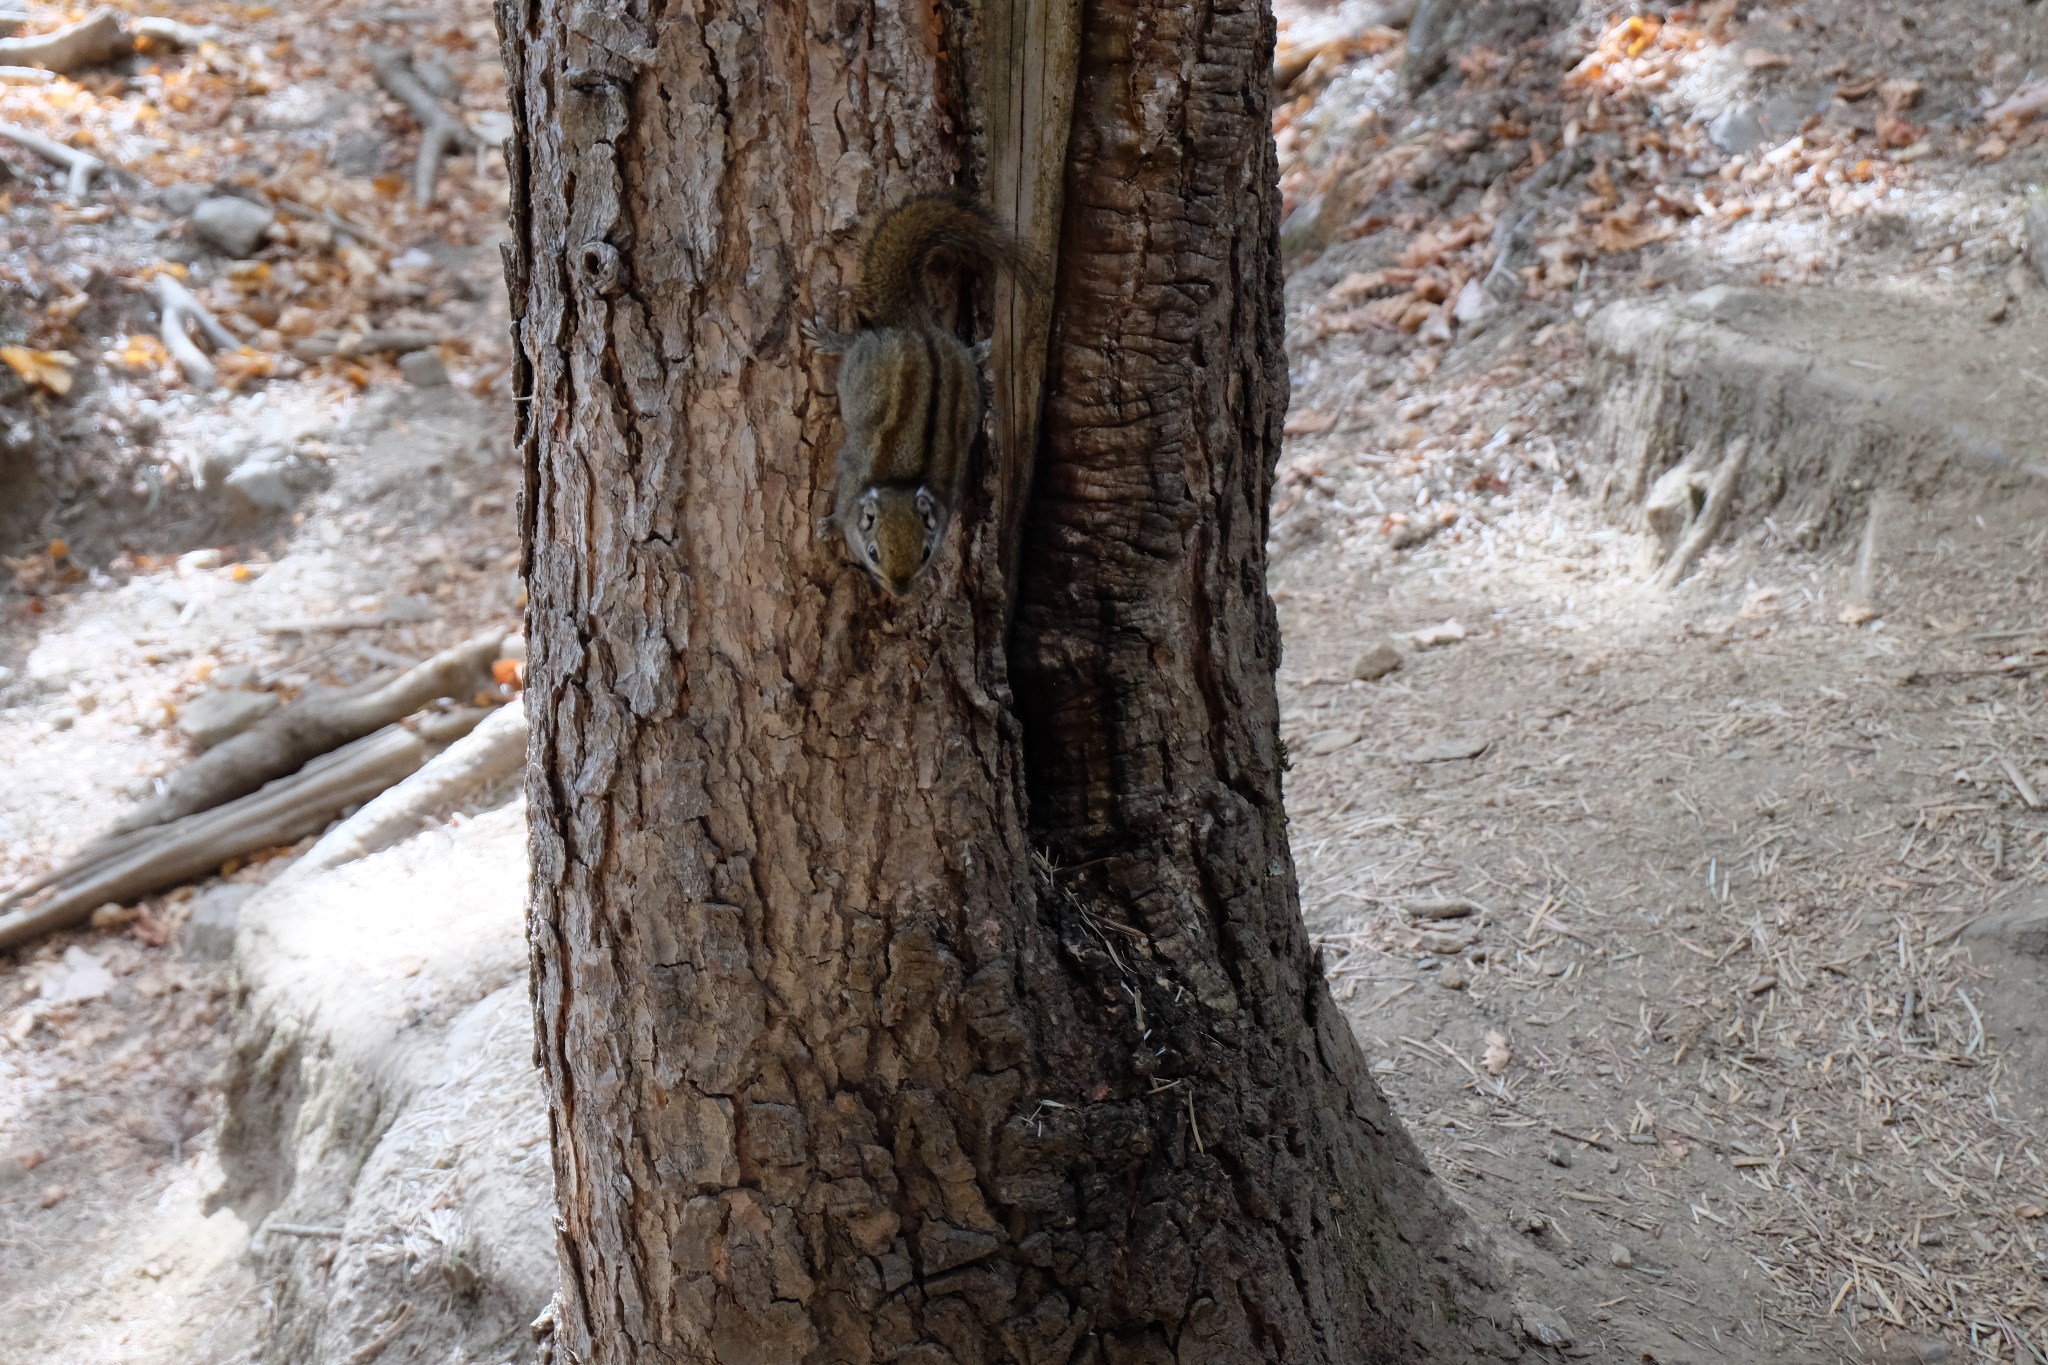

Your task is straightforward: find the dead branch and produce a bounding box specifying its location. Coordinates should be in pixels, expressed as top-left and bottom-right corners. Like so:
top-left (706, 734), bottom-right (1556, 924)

top-left (1986, 81), bottom-right (2048, 126)
top-left (288, 696), bottom-right (524, 881)
top-left (368, 46), bottom-right (478, 208)
top-left (100, 629), bottom-right (506, 841)
top-left (1649, 436), bottom-right (1750, 590)
top-left (290, 328), bottom-right (443, 361)
top-left (152, 273), bottom-right (236, 390)
top-left (0, 66), bottom-right (51, 85)
top-left (0, 8), bottom-right (126, 72)
top-left (273, 196), bottom-right (394, 253)
top-left (0, 121), bottom-right (102, 197)
top-left (0, 724), bottom-right (429, 953)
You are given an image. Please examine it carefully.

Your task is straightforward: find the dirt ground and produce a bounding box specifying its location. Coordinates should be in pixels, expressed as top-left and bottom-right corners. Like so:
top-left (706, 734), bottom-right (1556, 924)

top-left (1272, 0), bottom-right (2048, 1359)
top-left (2, 0), bottom-right (2047, 1361)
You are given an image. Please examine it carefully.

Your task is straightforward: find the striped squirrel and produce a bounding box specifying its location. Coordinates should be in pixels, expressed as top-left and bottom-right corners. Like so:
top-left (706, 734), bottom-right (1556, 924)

top-left (806, 194), bottom-right (1038, 597)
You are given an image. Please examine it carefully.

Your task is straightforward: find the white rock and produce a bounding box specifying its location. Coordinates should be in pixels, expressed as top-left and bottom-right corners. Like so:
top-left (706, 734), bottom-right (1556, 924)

top-left (190, 195), bottom-right (275, 257)
top-left (224, 459), bottom-right (295, 516)
top-left (40, 946), bottom-right (115, 1003)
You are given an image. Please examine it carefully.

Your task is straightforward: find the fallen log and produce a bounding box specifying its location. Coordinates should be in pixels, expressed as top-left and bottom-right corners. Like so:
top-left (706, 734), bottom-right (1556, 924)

top-left (287, 695), bottom-right (525, 882)
top-left (0, 711), bottom-right (489, 953)
top-left (107, 629), bottom-right (506, 840)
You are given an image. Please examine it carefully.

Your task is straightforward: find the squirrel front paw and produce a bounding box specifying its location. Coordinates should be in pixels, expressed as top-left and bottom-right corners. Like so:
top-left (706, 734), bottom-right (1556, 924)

top-left (801, 318), bottom-right (852, 356)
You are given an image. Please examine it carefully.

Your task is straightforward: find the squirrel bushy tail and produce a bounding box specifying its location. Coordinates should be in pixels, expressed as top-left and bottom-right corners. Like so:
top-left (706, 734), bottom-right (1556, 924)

top-left (854, 193), bottom-right (1040, 329)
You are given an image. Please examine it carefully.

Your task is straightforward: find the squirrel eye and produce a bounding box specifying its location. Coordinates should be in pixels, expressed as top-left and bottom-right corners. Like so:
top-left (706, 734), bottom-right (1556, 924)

top-left (921, 545), bottom-right (933, 564)
top-left (867, 544), bottom-right (880, 564)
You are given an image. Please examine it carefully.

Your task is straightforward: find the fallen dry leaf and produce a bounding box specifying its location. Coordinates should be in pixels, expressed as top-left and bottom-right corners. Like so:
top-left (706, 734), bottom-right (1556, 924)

top-left (0, 345), bottom-right (76, 396)
top-left (1742, 49), bottom-right (1790, 70)
top-left (1482, 1030), bottom-right (1511, 1076)
top-left (1878, 78), bottom-right (1923, 113)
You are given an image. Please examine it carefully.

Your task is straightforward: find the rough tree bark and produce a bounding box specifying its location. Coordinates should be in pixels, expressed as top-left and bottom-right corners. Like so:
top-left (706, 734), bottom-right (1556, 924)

top-left (502, 0), bottom-right (1521, 1358)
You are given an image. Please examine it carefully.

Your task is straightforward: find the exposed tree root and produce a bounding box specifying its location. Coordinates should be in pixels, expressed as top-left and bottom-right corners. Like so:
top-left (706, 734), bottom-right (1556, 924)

top-left (288, 695), bottom-right (525, 882)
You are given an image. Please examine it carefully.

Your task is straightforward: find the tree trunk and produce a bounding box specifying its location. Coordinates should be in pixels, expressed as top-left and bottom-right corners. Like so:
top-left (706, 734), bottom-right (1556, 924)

top-left (503, 0), bottom-right (1520, 1358)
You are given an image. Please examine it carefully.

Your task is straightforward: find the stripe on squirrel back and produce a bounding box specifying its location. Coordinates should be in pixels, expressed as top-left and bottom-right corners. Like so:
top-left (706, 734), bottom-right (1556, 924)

top-left (853, 194), bottom-right (1038, 330)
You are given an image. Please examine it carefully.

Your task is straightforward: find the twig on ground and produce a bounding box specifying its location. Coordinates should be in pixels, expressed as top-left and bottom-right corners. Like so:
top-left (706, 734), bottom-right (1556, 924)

top-left (152, 273), bottom-right (237, 391)
top-left (0, 65), bottom-right (50, 85)
top-left (290, 328), bottom-right (443, 361)
top-left (272, 196), bottom-right (394, 252)
top-left (368, 46), bottom-right (478, 207)
top-left (347, 1303), bottom-right (416, 1365)
top-left (0, 121), bottom-right (102, 197)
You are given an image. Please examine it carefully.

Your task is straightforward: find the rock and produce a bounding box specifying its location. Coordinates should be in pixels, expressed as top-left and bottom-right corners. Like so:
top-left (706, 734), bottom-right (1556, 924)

top-left (196, 441), bottom-right (259, 487)
top-left (49, 706), bottom-right (76, 731)
top-left (1306, 728), bottom-right (1360, 756)
top-left (190, 195), bottom-right (275, 257)
top-left (212, 663), bottom-right (260, 690)
top-left (1607, 1241), bottom-right (1634, 1268)
top-left (1350, 642), bottom-right (1402, 681)
top-left (1515, 1302), bottom-right (1572, 1349)
top-left (223, 458), bottom-right (296, 516)
top-left (178, 686), bottom-right (280, 749)
top-left (1402, 735), bottom-right (1489, 763)
top-left (1437, 964), bottom-right (1469, 990)
top-left (159, 181), bottom-right (211, 216)
top-left (1401, 896), bottom-right (1476, 921)
top-left (1408, 618), bottom-right (1466, 648)
top-left (184, 883), bottom-right (256, 962)
top-left (1708, 102), bottom-right (1767, 155)
top-left (329, 129), bottom-right (384, 177)
top-left (2027, 188), bottom-right (2048, 289)
top-left (39, 946), bottom-right (114, 1004)
top-left (398, 348), bottom-right (450, 388)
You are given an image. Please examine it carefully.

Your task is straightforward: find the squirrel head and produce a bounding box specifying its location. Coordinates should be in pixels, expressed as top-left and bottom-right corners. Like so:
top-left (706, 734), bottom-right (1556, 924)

top-left (846, 485), bottom-right (943, 596)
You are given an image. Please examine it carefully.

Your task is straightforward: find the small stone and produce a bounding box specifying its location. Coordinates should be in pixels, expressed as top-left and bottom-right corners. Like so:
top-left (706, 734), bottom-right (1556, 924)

top-left (1607, 1241), bottom-right (1634, 1269)
top-left (49, 707), bottom-right (76, 731)
top-left (212, 663), bottom-right (260, 689)
top-left (196, 442), bottom-right (257, 487)
top-left (1307, 729), bottom-right (1361, 757)
top-left (1514, 1301), bottom-right (1572, 1349)
top-left (223, 459), bottom-right (295, 516)
top-left (1408, 618), bottom-right (1466, 649)
top-left (190, 195), bottom-right (276, 258)
top-left (1708, 102), bottom-right (1767, 155)
top-left (1512, 1211), bottom-right (1548, 1236)
top-left (1350, 642), bottom-right (1401, 681)
top-left (398, 348), bottom-right (450, 387)
top-left (329, 129), bottom-right (383, 177)
top-left (90, 903), bottom-right (140, 929)
top-left (158, 182), bottom-right (211, 216)
top-left (1543, 1141), bottom-right (1572, 1169)
top-left (177, 687), bottom-right (280, 749)
top-left (1438, 965), bottom-right (1469, 990)
top-left (184, 884), bottom-right (255, 962)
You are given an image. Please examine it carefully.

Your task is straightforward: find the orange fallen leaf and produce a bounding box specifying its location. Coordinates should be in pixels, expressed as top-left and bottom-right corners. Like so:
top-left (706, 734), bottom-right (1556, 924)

top-left (112, 334), bottom-right (170, 370)
top-left (1596, 214), bottom-right (1676, 253)
top-left (47, 539), bottom-right (67, 560)
top-left (215, 348), bottom-right (277, 391)
top-left (0, 346), bottom-right (75, 395)
top-left (491, 658), bottom-right (525, 687)
top-left (226, 260), bottom-right (272, 294)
